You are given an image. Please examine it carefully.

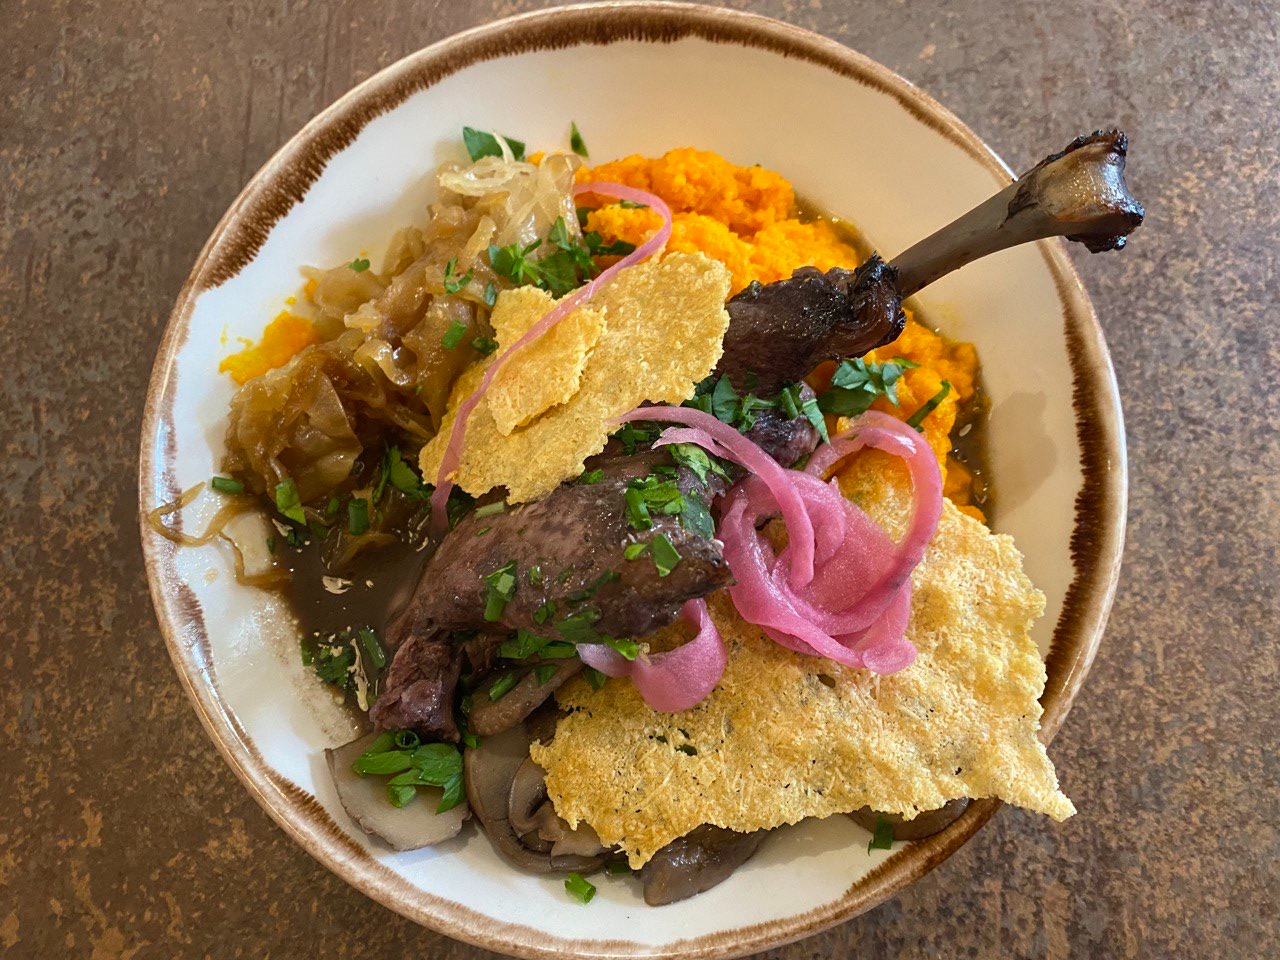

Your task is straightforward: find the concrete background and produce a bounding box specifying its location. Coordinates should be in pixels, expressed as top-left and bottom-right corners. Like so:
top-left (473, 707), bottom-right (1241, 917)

top-left (2, 0), bottom-right (1276, 957)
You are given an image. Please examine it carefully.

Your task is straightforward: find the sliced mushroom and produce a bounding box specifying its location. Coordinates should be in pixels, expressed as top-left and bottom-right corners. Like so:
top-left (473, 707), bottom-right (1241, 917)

top-left (463, 715), bottom-right (606, 874)
top-left (640, 825), bottom-right (767, 906)
top-left (468, 659), bottom-right (583, 736)
top-left (847, 798), bottom-right (971, 841)
top-left (325, 732), bottom-right (468, 851)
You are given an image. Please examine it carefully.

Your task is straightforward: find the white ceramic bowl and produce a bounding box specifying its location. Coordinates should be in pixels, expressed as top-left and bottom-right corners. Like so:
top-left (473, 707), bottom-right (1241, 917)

top-left (139, 4), bottom-right (1126, 957)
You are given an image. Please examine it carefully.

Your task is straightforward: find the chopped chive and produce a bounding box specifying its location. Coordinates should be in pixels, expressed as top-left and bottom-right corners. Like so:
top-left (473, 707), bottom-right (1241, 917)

top-left (443, 256), bottom-right (473, 295)
top-left (497, 629), bottom-right (550, 660)
top-left (210, 475), bottom-right (244, 494)
top-left (623, 542), bottom-right (649, 561)
top-left (488, 673), bottom-right (518, 701)
top-left (868, 815), bottom-right (895, 852)
top-left (347, 497), bottom-right (370, 535)
top-left (905, 380), bottom-right (952, 431)
top-left (577, 468), bottom-right (604, 485)
top-left (482, 560), bottom-right (517, 622)
top-left (564, 872), bottom-right (596, 904)
top-left (475, 501), bottom-right (506, 518)
top-left (325, 495), bottom-right (340, 519)
top-left (357, 627), bottom-right (387, 670)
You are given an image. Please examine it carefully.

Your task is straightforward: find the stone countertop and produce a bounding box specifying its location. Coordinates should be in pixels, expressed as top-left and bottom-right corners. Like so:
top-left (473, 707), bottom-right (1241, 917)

top-left (2, 1), bottom-right (1276, 957)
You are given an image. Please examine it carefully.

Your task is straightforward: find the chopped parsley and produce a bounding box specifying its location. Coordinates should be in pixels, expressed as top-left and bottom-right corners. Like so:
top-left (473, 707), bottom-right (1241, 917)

top-left (441, 318), bottom-right (468, 350)
top-left (461, 126), bottom-right (526, 162)
top-left (349, 257), bottom-right (371, 273)
top-left (666, 443), bottom-right (729, 484)
top-left (905, 380), bottom-right (952, 431)
top-left (533, 599), bottom-right (557, 625)
top-left (210, 475), bottom-right (244, 495)
top-left (623, 542), bottom-right (649, 561)
top-left (650, 533), bottom-right (681, 577)
top-left (384, 447), bottom-right (425, 498)
top-left (482, 560), bottom-right (518, 622)
top-left (624, 475), bottom-right (685, 530)
top-left (482, 281), bottom-right (498, 307)
top-left (528, 565), bottom-right (545, 586)
top-left (273, 479), bottom-right (306, 524)
top-left (605, 636), bottom-right (639, 660)
top-left (564, 872), bottom-right (596, 904)
top-left (498, 629), bottom-right (550, 660)
top-left (577, 468), bottom-right (604, 485)
top-left (868, 815), bottom-right (895, 852)
top-left (584, 667), bottom-right (608, 691)
top-left (556, 607), bottom-right (602, 644)
top-left (352, 732), bottom-right (465, 813)
top-left (536, 664), bottom-right (558, 685)
top-left (569, 120), bottom-right (588, 157)
top-left (442, 256), bottom-right (473, 295)
top-left (347, 497), bottom-right (370, 535)
top-left (685, 376), bottom-right (819, 434)
top-left (612, 422), bottom-right (658, 454)
top-left (818, 358), bottom-right (911, 417)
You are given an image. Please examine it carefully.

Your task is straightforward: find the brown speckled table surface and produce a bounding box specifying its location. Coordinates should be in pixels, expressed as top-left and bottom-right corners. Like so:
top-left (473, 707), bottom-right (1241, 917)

top-left (3, 0), bottom-right (1277, 957)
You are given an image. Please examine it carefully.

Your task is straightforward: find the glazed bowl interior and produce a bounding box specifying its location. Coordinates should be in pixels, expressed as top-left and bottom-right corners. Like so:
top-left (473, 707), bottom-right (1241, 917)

top-left (139, 5), bottom-right (1124, 958)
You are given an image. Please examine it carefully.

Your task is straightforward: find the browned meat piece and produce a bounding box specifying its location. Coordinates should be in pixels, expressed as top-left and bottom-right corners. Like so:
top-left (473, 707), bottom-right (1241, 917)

top-left (715, 256), bottom-right (904, 396)
top-left (369, 632), bottom-right (462, 739)
top-left (388, 449), bottom-right (732, 651)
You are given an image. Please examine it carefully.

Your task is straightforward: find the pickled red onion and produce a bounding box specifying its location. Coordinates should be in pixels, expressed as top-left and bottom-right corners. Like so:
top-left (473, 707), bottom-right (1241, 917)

top-left (577, 599), bottom-right (725, 712)
top-left (615, 406), bottom-right (942, 675)
top-left (429, 182), bottom-right (673, 535)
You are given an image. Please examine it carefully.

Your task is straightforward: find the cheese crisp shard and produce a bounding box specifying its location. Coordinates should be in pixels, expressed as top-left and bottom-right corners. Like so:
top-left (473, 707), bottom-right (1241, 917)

top-left (419, 252), bottom-right (731, 502)
top-left (486, 288), bottom-right (607, 436)
top-left (533, 490), bottom-right (1073, 867)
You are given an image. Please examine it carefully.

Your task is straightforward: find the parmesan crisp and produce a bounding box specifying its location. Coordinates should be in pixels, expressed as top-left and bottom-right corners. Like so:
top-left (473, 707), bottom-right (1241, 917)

top-left (486, 288), bottom-right (607, 436)
top-left (419, 252), bottom-right (731, 502)
top-left (533, 483), bottom-right (1072, 867)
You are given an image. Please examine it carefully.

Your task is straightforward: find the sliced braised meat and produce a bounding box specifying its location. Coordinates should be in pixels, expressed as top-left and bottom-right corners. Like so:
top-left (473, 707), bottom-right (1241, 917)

top-left (716, 256), bottom-right (904, 396)
top-left (370, 629), bottom-right (501, 737)
top-left (389, 450), bottom-right (732, 650)
top-left (639, 825), bottom-right (767, 905)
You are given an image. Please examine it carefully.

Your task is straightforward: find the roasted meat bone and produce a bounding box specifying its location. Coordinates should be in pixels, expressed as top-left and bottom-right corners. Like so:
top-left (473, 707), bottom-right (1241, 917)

top-left (717, 129), bottom-right (1144, 394)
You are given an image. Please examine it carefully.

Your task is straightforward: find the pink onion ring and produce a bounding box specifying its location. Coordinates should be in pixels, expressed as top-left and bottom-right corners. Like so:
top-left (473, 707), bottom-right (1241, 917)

top-left (577, 599), bottom-right (726, 712)
top-left (428, 182), bottom-right (674, 536)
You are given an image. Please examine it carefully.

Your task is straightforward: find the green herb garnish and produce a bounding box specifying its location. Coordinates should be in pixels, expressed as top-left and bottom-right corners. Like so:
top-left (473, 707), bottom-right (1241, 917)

top-left (577, 468), bottom-right (604, 485)
top-left (441, 318), bottom-right (468, 350)
top-left (556, 607), bottom-right (602, 644)
top-left (210, 475), bottom-right (244, 494)
top-left (482, 281), bottom-right (498, 308)
top-left (612, 422), bottom-right (658, 454)
top-left (606, 636), bottom-right (639, 660)
top-left (650, 533), bottom-right (681, 577)
top-left (818, 358), bottom-right (909, 417)
top-left (569, 120), bottom-right (588, 157)
top-left (475, 501), bottom-right (506, 518)
top-left (358, 627), bottom-right (387, 670)
top-left (498, 629), bottom-right (550, 660)
top-left (535, 664), bottom-right (558, 685)
top-left (667, 443), bottom-right (729, 484)
top-left (868, 815), bottom-right (895, 852)
top-left (462, 126), bottom-right (526, 162)
top-left (443, 256), bottom-right (473, 295)
top-left (533, 599), bottom-right (557, 625)
top-left (470, 336), bottom-right (499, 356)
top-left (584, 667), bottom-right (608, 691)
top-left (905, 380), bottom-right (952, 431)
top-left (347, 497), bottom-right (370, 535)
top-left (488, 672), bottom-right (518, 701)
top-left (349, 257), bottom-right (371, 273)
top-left (482, 560), bottom-right (517, 622)
top-left (623, 542), bottom-right (649, 561)
top-left (273, 479), bottom-right (306, 524)
top-left (564, 872), bottom-right (596, 904)
top-left (354, 735), bottom-right (465, 813)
